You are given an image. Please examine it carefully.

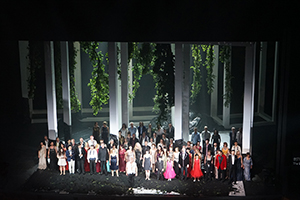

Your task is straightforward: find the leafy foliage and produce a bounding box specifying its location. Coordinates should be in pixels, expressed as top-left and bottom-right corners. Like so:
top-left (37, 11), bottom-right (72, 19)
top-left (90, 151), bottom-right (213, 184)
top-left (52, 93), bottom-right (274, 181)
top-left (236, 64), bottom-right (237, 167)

top-left (54, 42), bottom-right (63, 109)
top-left (81, 42), bottom-right (109, 115)
top-left (190, 45), bottom-right (202, 103)
top-left (219, 45), bottom-right (233, 107)
top-left (202, 45), bottom-right (215, 94)
top-left (27, 41), bottom-right (43, 99)
top-left (152, 44), bottom-right (175, 125)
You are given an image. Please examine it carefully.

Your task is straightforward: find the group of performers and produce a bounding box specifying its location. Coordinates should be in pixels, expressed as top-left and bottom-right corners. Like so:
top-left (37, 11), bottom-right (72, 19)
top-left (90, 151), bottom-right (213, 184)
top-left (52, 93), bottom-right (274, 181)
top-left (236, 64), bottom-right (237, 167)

top-left (37, 122), bottom-right (253, 187)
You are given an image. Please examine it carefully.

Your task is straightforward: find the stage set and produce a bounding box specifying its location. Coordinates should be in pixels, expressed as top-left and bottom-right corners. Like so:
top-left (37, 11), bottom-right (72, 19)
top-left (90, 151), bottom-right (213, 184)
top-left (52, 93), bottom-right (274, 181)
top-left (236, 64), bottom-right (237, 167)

top-left (1, 2), bottom-right (300, 200)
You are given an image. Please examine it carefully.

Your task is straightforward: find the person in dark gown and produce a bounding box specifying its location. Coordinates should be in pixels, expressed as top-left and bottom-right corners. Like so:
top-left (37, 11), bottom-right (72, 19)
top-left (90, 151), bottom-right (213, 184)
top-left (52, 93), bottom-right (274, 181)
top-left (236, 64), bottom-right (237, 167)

top-left (119, 145), bottom-right (126, 173)
top-left (48, 142), bottom-right (57, 170)
top-left (109, 146), bottom-right (119, 176)
top-left (101, 121), bottom-right (109, 144)
top-left (93, 122), bottom-right (100, 143)
top-left (211, 130), bottom-right (221, 149)
top-left (84, 142), bottom-right (90, 173)
top-left (236, 151), bottom-right (243, 181)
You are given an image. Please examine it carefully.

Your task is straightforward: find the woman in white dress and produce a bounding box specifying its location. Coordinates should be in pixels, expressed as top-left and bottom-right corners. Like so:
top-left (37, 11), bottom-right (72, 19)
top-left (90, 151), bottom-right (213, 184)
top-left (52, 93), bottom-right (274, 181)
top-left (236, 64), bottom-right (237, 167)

top-left (150, 144), bottom-right (157, 173)
top-left (38, 142), bottom-right (47, 170)
top-left (57, 148), bottom-right (67, 175)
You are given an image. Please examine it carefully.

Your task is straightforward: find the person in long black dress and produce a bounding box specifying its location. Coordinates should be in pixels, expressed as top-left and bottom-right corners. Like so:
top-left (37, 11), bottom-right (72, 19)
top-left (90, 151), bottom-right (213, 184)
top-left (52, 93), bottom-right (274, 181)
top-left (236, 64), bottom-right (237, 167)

top-left (236, 151), bottom-right (243, 181)
top-left (211, 130), bottom-right (221, 149)
top-left (93, 122), bottom-right (100, 143)
top-left (48, 141), bottom-right (57, 170)
top-left (142, 150), bottom-right (151, 180)
top-left (204, 150), bottom-right (214, 181)
top-left (109, 146), bottom-right (119, 177)
top-left (101, 121), bottom-right (109, 144)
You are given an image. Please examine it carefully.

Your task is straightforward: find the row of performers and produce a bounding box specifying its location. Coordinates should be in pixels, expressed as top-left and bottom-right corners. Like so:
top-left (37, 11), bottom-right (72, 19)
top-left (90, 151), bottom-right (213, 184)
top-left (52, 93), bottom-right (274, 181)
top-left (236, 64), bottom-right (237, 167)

top-left (38, 138), bottom-right (253, 183)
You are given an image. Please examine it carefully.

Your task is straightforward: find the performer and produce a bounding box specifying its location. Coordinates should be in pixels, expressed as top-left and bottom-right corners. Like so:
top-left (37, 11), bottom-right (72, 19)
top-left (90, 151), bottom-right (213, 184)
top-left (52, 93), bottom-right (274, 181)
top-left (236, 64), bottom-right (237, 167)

top-left (38, 142), bottom-right (47, 170)
top-left (119, 145), bottom-right (126, 173)
top-left (88, 135), bottom-right (97, 148)
top-left (100, 121), bottom-right (109, 145)
top-left (166, 123), bottom-right (174, 139)
top-left (173, 147), bottom-right (180, 177)
top-left (201, 126), bottom-right (211, 149)
top-left (93, 122), bottom-right (100, 143)
top-left (137, 121), bottom-right (147, 140)
top-left (204, 150), bottom-right (214, 181)
top-left (187, 148), bottom-right (193, 178)
top-left (95, 144), bottom-right (101, 173)
top-left (163, 157), bottom-right (176, 181)
top-left (229, 127), bottom-right (236, 148)
top-left (142, 150), bottom-right (152, 180)
top-left (236, 151), bottom-right (243, 181)
top-left (109, 145), bottom-right (119, 177)
top-left (243, 152), bottom-right (253, 181)
top-left (125, 145), bottom-right (136, 163)
top-left (211, 130), bottom-right (221, 149)
top-left (48, 141), bottom-right (57, 170)
top-left (156, 154), bottom-right (164, 180)
top-left (222, 142), bottom-right (230, 157)
top-left (98, 142), bottom-right (109, 175)
top-left (76, 143), bottom-right (86, 174)
top-left (126, 156), bottom-right (138, 189)
top-left (87, 145), bottom-right (98, 175)
top-left (57, 148), bottom-right (67, 175)
top-left (134, 142), bottom-right (142, 173)
top-left (228, 149), bottom-right (237, 184)
top-left (215, 150), bottom-right (227, 181)
top-left (191, 154), bottom-right (204, 182)
top-left (84, 142), bottom-right (90, 173)
top-left (118, 130), bottom-right (125, 146)
top-left (178, 146), bottom-right (190, 180)
top-left (66, 145), bottom-right (75, 174)
top-left (119, 123), bottom-right (128, 137)
top-left (150, 144), bottom-right (157, 173)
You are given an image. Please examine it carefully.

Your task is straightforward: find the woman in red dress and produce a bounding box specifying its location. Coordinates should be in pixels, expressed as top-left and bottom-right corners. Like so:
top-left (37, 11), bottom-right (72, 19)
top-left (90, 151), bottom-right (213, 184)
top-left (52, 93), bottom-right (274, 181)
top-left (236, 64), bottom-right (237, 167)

top-left (191, 154), bottom-right (204, 182)
top-left (84, 142), bottom-right (90, 173)
top-left (119, 145), bottom-right (126, 173)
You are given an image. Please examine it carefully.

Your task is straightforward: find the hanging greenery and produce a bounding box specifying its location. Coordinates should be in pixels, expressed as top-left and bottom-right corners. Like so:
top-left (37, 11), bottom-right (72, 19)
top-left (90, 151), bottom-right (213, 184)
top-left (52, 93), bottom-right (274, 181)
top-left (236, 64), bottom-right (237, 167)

top-left (27, 41), bottom-right (43, 99)
top-left (129, 42), bottom-right (156, 100)
top-left (202, 45), bottom-right (215, 94)
top-left (69, 42), bottom-right (81, 112)
top-left (54, 42), bottom-right (63, 109)
top-left (152, 44), bottom-right (175, 125)
top-left (190, 44), bottom-right (202, 103)
top-left (219, 45), bottom-right (233, 107)
top-left (81, 42), bottom-right (109, 116)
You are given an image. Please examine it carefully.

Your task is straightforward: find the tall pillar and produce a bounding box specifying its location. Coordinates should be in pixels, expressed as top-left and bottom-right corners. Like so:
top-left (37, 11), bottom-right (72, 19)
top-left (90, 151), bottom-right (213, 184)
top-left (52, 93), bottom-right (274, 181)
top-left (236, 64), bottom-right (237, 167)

top-left (182, 44), bottom-right (190, 141)
top-left (223, 47), bottom-right (231, 129)
top-left (242, 43), bottom-right (256, 154)
top-left (61, 41), bottom-right (71, 126)
top-left (18, 41), bottom-right (29, 99)
top-left (108, 42), bottom-right (120, 136)
top-left (116, 43), bottom-right (122, 132)
top-left (258, 42), bottom-right (267, 114)
top-left (73, 42), bottom-right (82, 110)
top-left (211, 45), bottom-right (219, 118)
top-left (174, 43), bottom-right (183, 141)
top-left (128, 59), bottom-right (133, 121)
top-left (121, 43), bottom-right (129, 126)
top-left (44, 41), bottom-right (58, 140)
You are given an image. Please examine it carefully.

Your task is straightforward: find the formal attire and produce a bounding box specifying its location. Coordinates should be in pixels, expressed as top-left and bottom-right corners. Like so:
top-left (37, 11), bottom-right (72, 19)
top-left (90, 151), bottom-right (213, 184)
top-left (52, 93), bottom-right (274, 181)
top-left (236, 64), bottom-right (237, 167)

top-left (230, 130), bottom-right (236, 148)
top-left (201, 130), bottom-right (211, 149)
top-left (120, 128), bottom-right (128, 138)
top-left (173, 151), bottom-right (180, 176)
top-left (166, 126), bottom-right (174, 139)
top-left (211, 134), bottom-right (221, 149)
top-left (191, 158), bottom-right (203, 179)
top-left (203, 144), bottom-right (212, 157)
top-left (110, 155), bottom-right (118, 170)
top-left (179, 151), bottom-right (190, 180)
top-left (88, 139), bottom-right (97, 148)
top-left (156, 158), bottom-right (164, 180)
top-left (140, 136), bottom-right (149, 147)
top-left (93, 125), bottom-right (100, 143)
top-left (236, 156), bottom-right (243, 181)
top-left (98, 147), bottom-right (109, 175)
top-left (87, 149), bottom-right (98, 174)
top-left (228, 154), bottom-right (237, 183)
top-left (164, 160), bottom-right (176, 180)
top-left (76, 147), bottom-right (86, 174)
top-left (236, 131), bottom-right (242, 147)
top-left (49, 147), bottom-right (57, 170)
top-left (204, 155), bottom-right (213, 180)
top-left (129, 137), bottom-right (139, 148)
top-left (191, 131), bottom-right (200, 145)
top-left (101, 126), bottom-right (109, 144)
top-left (57, 153), bottom-right (67, 167)
top-left (38, 146), bottom-right (47, 170)
top-left (66, 149), bottom-right (76, 174)
top-left (143, 156), bottom-right (151, 170)
top-left (126, 161), bottom-right (137, 187)
top-left (119, 148), bottom-right (126, 172)
top-left (212, 146), bottom-right (219, 157)
top-left (215, 154), bottom-right (227, 180)
top-left (243, 157), bottom-right (253, 181)
top-left (135, 149), bottom-right (142, 172)
top-left (137, 125), bottom-right (147, 139)
top-left (231, 145), bottom-right (242, 154)
top-left (84, 148), bottom-right (90, 172)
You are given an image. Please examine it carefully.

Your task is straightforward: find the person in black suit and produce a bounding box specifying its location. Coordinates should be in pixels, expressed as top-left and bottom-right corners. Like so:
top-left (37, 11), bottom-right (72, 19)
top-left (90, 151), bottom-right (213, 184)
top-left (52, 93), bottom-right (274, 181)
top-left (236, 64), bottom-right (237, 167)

top-left (152, 132), bottom-right (158, 146)
top-left (137, 122), bottom-right (147, 140)
top-left (156, 154), bottom-right (164, 180)
top-left (229, 127), bottom-right (236, 149)
top-left (227, 149), bottom-right (237, 184)
top-left (166, 123), bottom-right (175, 139)
top-left (203, 139), bottom-right (212, 158)
top-left (76, 143), bottom-right (86, 174)
top-left (178, 146), bottom-right (190, 180)
top-left (129, 133), bottom-right (139, 148)
top-left (98, 142), bottom-right (109, 175)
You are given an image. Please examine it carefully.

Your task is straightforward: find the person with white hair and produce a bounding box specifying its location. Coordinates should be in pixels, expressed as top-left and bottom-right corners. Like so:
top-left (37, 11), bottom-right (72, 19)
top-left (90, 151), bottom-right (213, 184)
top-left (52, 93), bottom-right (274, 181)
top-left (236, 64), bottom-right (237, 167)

top-left (128, 122), bottom-right (137, 137)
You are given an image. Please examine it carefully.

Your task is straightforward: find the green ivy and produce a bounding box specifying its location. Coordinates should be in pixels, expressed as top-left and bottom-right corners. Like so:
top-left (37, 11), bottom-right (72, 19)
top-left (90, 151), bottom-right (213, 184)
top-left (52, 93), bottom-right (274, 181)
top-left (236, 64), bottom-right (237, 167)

top-left (219, 45), bottom-right (233, 107)
top-left (152, 44), bottom-right (175, 125)
top-left (27, 41), bottom-right (43, 99)
top-left (54, 42), bottom-right (63, 109)
top-left (202, 45), bottom-right (215, 94)
top-left (190, 44), bottom-right (202, 103)
top-left (81, 42), bottom-right (109, 116)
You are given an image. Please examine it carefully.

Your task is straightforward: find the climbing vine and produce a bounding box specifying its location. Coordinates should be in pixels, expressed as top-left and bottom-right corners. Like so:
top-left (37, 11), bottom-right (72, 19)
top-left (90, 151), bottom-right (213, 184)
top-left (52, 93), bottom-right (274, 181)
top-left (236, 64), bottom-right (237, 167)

top-left (27, 41), bottom-right (43, 99)
top-left (152, 44), bottom-right (175, 125)
top-left (81, 42), bottom-right (109, 116)
top-left (202, 45), bottom-right (215, 94)
top-left (54, 42), bottom-right (63, 109)
top-left (219, 45), bottom-right (233, 107)
top-left (190, 44), bottom-right (202, 103)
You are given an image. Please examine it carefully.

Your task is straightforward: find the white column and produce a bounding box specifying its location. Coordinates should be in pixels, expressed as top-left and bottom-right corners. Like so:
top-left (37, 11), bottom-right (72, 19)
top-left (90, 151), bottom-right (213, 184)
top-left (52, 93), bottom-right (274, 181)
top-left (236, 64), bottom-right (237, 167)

top-left (211, 45), bottom-right (219, 118)
top-left (44, 41), bottom-right (58, 140)
top-left (128, 59), bottom-right (133, 120)
top-left (60, 41), bottom-right (71, 126)
top-left (242, 43), bottom-right (256, 154)
top-left (174, 43), bottom-right (183, 140)
top-left (182, 44), bottom-right (190, 141)
top-left (108, 42), bottom-right (120, 136)
top-left (121, 43), bottom-right (129, 126)
top-left (116, 43), bottom-right (122, 131)
top-left (223, 47), bottom-right (231, 129)
top-left (74, 42), bottom-right (82, 109)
